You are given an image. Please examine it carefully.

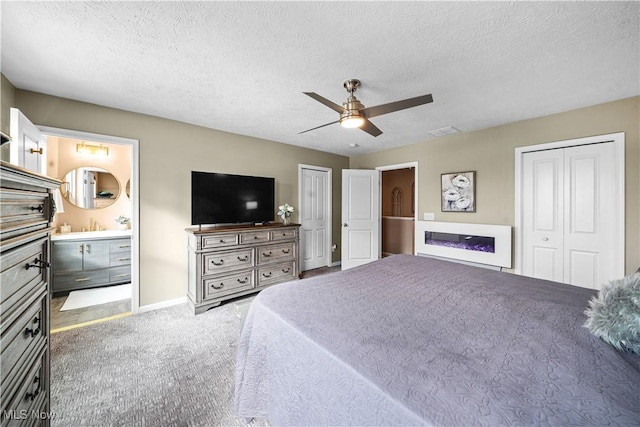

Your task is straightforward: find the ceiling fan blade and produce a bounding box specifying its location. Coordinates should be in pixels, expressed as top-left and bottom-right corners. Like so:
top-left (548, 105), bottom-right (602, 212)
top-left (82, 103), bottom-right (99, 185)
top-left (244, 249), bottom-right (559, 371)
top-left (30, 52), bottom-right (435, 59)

top-left (298, 120), bottom-right (340, 135)
top-left (303, 92), bottom-right (345, 114)
top-left (360, 118), bottom-right (383, 137)
top-left (362, 94), bottom-right (433, 119)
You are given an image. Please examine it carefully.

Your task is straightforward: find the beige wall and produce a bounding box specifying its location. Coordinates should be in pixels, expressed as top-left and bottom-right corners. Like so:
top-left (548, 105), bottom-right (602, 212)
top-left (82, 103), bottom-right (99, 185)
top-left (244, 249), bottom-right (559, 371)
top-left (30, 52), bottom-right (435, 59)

top-left (7, 83), bottom-right (349, 307)
top-left (351, 96), bottom-right (640, 275)
top-left (1, 74), bottom-right (16, 136)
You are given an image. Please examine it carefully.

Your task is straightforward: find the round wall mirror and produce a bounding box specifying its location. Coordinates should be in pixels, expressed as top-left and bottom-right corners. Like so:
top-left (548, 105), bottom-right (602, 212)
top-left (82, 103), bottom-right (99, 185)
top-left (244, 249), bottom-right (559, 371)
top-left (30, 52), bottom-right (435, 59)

top-left (125, 179), bottom-right (130, 198)
top-left (62, 166), bottom-right (121, 209)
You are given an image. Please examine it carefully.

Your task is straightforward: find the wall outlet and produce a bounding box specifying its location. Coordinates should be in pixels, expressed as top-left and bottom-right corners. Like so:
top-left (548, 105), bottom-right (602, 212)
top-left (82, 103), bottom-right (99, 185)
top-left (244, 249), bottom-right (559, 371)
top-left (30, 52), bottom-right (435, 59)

top-left (423, 212), bottom-right (435, 221)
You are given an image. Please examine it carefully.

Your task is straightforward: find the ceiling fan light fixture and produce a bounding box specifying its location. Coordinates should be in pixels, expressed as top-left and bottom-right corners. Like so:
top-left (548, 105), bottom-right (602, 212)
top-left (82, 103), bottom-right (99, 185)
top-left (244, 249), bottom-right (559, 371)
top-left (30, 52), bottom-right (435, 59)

top-left (340, 111), bottom-right (365, 128)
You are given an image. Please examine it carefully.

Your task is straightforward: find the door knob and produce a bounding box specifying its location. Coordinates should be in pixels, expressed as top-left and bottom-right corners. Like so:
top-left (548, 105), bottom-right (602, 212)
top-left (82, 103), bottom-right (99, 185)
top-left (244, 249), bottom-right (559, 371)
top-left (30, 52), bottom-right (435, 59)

top-left (542, 237), bottom-right (549, 241)
top-left (343, 223), bottom-right (348, 227)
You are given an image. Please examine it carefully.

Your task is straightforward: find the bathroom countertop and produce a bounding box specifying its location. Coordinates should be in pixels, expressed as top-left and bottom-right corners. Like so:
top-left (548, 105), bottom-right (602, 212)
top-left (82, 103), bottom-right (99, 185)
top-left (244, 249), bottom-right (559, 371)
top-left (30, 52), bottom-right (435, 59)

top-left (52, 229), bottom-right (132, 241)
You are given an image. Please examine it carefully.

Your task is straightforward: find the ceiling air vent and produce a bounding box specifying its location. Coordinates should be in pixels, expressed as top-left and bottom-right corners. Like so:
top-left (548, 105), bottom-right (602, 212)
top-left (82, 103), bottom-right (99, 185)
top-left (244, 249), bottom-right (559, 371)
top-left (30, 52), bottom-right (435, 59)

top-left (426, 126), bottom-right (460, 138)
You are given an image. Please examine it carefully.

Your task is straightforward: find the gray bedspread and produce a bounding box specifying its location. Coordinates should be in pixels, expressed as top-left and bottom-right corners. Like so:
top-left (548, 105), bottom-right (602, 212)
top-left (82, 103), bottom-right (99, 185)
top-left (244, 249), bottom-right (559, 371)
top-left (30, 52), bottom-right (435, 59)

top-left (234, 255), bottom-right (640, 426)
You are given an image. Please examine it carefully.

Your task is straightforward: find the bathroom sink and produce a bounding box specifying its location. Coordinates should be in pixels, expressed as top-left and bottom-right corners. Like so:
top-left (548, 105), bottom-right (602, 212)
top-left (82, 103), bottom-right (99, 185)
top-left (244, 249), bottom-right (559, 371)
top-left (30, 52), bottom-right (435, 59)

top-left (52, 229), bottom-right (132, 241)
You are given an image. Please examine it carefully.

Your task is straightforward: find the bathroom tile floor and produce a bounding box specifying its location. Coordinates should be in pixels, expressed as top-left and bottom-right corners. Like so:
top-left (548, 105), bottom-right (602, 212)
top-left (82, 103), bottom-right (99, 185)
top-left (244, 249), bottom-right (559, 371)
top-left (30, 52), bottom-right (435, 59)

top-left (50, 296), bottom-right (131, 331)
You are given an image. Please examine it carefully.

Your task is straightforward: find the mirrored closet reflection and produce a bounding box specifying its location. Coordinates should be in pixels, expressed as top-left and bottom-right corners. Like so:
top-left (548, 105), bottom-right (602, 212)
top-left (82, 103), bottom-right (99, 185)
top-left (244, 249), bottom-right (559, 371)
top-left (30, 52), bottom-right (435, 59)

top-left (47, 136), bottom-right (133, 331)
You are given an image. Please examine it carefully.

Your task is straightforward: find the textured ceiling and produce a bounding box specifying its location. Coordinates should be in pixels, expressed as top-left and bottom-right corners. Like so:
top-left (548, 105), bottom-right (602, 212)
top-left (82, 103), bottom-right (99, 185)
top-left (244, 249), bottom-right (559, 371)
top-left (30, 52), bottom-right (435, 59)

top-left (1, 1), bottom-right (639, 156)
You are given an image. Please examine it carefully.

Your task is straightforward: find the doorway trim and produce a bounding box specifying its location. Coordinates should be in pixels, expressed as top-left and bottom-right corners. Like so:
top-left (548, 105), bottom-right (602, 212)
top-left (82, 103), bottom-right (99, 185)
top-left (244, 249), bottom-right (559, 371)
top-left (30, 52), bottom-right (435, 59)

top-left (514, 132), bottom-right (625, 276)
top-left (38, 125), bottom-right (141, 314)
top-left (297, 164), bottom-right (333, 269)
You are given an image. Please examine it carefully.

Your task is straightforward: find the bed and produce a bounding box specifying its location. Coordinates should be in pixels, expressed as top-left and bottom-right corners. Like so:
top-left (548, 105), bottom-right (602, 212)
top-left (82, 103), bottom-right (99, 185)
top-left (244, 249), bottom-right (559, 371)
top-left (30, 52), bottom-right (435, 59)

top-left (234, 254), bottom-right (640, 426)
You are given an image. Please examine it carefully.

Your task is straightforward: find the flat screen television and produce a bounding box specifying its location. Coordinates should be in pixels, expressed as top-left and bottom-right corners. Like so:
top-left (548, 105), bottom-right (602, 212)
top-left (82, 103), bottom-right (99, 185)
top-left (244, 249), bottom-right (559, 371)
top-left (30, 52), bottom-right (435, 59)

top-left (191, 171), bottom-right (275, 226)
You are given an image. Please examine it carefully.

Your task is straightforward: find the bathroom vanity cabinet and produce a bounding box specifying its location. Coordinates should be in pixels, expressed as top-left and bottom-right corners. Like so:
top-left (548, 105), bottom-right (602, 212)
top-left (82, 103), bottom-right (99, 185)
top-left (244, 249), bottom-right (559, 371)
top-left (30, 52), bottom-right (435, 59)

top-left (51, 232), bottom-right (131, 295)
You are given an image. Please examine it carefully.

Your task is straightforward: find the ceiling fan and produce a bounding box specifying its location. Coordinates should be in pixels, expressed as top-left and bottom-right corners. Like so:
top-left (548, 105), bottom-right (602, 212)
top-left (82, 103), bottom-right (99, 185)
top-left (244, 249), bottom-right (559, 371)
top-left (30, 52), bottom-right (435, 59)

top-left (299, 79), bottom-right (433, 137)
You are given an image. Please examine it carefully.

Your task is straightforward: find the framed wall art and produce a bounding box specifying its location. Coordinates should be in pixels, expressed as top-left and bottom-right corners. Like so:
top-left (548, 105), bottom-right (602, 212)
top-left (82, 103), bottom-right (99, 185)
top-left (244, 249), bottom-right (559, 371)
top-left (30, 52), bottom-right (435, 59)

top-left (441, 171), bottom-right (475, 212)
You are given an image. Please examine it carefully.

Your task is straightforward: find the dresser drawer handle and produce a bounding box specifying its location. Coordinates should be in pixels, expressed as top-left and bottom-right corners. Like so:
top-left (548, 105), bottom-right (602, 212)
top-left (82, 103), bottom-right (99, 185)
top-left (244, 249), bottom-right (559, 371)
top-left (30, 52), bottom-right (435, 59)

top-left (211, 282), bottom-right (224, 290)
top-left (262, 272), bottom-right (272, 278)
top-left (29, 205), bottom-right (44, 213)
top-left (237, 256), bottom-right (249, 262)
top-left (282, 268), bottom-right (290, 273)
top-left (262, 251), bottom-right (272, 257)
top-left (25, 376), bottom-right (41, 401)
top-left (115, 273), bottom-right (129, 278)
top-left (219, 239), bottom-right (227, 243)
top-left (25, 317), bottom-right (41, 338)
top-left (75, 277), bottom-right (91, 282)
top-left (237, 277), bottom-right (249, 284)
top-left (118, 257), bottom-right (131, 261)
top-left (25, 258), bottom-right (50, 270)
top-left (118, 245), bottom-right (130, 249)
top-left (281, 249), bottom-right (291, 254)
top-left (211, 259), bottom-right (224, 266)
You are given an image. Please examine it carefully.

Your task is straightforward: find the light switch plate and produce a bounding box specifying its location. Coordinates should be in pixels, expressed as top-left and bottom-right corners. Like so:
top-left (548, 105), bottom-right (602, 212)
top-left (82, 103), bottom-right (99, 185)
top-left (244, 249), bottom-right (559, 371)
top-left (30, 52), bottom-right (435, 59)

top-left (424, 212), bottom-right (435, 221)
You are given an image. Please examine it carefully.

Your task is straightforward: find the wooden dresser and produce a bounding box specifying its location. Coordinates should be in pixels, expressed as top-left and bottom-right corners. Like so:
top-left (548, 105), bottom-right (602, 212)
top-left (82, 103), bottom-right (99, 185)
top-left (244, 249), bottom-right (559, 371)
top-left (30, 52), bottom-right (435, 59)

top-left (1, 161), bottom-right (60, 426)
top-left (186, 223), bottom-right (300, 314)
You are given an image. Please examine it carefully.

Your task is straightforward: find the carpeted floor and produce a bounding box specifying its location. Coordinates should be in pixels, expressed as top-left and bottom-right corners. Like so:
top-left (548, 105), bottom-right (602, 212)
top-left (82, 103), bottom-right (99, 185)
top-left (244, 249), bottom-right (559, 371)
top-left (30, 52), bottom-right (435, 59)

top-left (50, 302), bottom-right (260, 427)
top-left (50, 267), bottom-right (341, 426)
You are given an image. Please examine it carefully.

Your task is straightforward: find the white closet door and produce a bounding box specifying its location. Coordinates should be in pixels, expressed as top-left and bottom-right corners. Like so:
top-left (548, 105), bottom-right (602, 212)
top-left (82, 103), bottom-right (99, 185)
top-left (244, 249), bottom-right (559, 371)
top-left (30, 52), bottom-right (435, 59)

top-left (522, 142), bottom-right (619, 289)
top-left (563, 143), bottom-right (616, 288)
top-left (522, 149), bottom-right (564, 282)
top-left (300, 167), bottom-right (329, 271)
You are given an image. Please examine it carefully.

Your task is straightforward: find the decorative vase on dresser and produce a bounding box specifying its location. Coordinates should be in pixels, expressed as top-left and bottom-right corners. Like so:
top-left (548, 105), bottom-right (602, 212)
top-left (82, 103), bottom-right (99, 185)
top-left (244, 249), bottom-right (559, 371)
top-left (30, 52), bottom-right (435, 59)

top-left (1, 161), bottom-right (60, 425)
top-left (186, 223), bottom-right (300, 314)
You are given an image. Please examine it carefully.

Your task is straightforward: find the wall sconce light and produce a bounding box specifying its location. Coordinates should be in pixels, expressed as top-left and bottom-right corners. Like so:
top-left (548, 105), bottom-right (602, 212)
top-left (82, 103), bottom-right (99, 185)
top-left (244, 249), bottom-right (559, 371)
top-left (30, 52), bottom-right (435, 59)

top-left (76, 142), bottom-right (109, 156)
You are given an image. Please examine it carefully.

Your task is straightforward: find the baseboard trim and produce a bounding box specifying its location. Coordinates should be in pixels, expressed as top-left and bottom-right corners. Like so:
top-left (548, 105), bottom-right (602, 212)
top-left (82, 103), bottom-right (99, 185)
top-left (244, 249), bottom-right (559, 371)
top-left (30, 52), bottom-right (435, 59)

top-left (138, 296), bottom-right (187, 314)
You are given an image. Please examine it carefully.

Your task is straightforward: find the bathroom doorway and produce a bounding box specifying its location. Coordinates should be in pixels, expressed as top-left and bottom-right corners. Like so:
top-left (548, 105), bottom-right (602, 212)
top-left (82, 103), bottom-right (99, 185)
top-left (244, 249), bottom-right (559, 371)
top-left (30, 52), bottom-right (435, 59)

top-left (38, 127), bottom-right (139, 331)
top-left (377, 162), bottom-right (418, 257)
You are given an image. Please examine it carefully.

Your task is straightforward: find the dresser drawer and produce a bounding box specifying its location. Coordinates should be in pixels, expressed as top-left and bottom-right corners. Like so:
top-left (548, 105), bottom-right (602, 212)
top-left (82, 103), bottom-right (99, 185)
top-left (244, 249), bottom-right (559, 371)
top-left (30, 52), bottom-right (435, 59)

top-left (239, 231), bottom-right (270, 245)
top-left (257, 261), bottom-right (296, 286)
top-left (109, 266), bottom-right (131, 283)
top-left (109, 239), bottom-right (132, 253)
top-left (110, 251), bottom-right (131, 267)
top-left (258, 242), bottom-right (295, 264)
top-left (203, 270), bottom-right (254, 300)
top-left (270, 228), bottom-right (297, 241)
top-left (0, 238), bottom-right (48, 322)
top-left (202, 248), bottom-right (253, 276)
top-left (1, 346), bottom-right (48, 427)
top-left (0, 189), bottom-right (51, 242)
top-left (52, 269), bottom-right (110, 292)
top-left (0, 294), bottom-right (47, 397)
top-left (201, 233), bottom-right (238, 249)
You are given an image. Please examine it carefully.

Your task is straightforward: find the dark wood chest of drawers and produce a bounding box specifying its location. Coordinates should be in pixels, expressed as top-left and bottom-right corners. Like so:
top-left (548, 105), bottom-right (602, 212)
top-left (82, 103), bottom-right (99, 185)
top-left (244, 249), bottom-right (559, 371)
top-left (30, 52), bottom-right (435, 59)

top-left (1, 161), bottom-right (60, 426)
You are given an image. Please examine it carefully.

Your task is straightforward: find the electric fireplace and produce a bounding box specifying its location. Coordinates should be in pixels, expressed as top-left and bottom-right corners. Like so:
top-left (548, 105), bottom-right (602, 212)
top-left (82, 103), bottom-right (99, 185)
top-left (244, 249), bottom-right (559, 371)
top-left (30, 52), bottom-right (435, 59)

top-left (415, 221), bottom-right (511, 269)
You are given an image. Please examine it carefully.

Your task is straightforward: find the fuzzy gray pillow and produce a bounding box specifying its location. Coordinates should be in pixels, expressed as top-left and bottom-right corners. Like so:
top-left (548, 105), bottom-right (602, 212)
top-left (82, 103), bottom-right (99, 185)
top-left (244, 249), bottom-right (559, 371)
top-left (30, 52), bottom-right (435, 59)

top-left (584, 273), bottom-right (640, 354)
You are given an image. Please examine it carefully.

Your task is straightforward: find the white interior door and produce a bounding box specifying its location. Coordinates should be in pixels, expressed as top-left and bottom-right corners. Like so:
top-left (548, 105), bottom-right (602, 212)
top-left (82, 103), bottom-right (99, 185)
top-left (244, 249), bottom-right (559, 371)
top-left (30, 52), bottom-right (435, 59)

top-left (9, 108), bottom-right (46, 174)
top-left (341, 169), bottom-right (380, 270)
top-left (522, 142), bottom-right (620, 289)
top-left (300, 167), bottom-right (330, 271)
